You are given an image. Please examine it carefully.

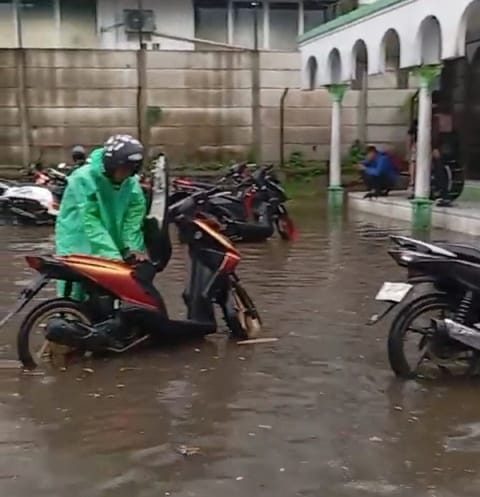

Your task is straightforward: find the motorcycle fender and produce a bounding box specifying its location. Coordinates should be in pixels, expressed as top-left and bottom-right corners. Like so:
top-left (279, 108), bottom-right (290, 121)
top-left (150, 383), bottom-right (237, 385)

top-left (366, 302), bottom-right (398, 326)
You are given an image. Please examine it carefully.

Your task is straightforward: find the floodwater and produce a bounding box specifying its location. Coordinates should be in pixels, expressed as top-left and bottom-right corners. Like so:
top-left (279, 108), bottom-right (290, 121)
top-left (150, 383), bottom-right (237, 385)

top-left (0, 203), bottom-right (480, 497)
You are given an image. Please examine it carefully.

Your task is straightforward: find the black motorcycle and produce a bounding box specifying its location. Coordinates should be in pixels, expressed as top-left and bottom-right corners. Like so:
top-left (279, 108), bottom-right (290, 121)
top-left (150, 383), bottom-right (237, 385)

top-left (369, 235), bottom-right (480, 379)
top-left (170, 164), bottom-right (297, 243)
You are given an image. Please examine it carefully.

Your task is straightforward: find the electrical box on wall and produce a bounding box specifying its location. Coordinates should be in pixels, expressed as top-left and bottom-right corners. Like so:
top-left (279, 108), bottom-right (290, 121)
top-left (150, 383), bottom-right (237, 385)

top-left (123, 9), bottom-right (156, 34)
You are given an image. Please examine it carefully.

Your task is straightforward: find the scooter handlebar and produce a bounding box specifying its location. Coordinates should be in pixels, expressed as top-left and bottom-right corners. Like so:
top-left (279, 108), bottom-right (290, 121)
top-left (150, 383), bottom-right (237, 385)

top-left (168, 186), bottom-right (222, 221)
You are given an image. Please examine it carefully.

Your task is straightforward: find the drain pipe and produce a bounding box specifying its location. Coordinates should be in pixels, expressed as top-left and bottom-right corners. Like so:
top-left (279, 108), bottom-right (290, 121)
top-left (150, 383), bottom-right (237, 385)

top-left (279, 87), bottom-right (289, 170)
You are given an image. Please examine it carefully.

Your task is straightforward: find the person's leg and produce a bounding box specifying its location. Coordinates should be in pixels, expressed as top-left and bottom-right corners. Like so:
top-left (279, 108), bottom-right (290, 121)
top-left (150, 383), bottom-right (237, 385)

top-left (432, 161), bottom-right (450, 205)
top-left (57, 281), bottom-right (87, 301)
top-left (361, 171), bottom-right (376, 190)
top-left (361, 171), bottom-right (382, 198)
top-left (408, 144), bottom-right (416, 199)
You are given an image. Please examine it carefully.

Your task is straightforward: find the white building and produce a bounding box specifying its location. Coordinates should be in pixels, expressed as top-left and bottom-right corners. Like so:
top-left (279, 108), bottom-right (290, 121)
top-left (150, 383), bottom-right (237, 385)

top-left (298, 0), bottom-right (480, 221)
top-left (0, 0), bottom-right (356, 50)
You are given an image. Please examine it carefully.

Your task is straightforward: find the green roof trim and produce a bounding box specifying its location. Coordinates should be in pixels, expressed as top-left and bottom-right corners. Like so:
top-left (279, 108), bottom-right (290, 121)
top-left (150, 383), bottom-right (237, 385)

top-left (299, 0), bottom-right (407, 45)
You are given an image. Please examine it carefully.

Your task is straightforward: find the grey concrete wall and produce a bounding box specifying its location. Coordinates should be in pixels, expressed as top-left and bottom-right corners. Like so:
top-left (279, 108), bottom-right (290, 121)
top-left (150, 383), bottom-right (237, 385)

top-left (0, 48), bottom-right (413, 166)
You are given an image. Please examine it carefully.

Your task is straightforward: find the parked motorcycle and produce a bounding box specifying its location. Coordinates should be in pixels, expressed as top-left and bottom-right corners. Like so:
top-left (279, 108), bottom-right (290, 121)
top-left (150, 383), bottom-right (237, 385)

top-left (0, 162), bottom-right (261, 369)
top-left (171, 164), bottom-right (297, 243)
top-left (369, 235), bottom-right (480, 378)
top-left (0, 183), bottom-right (61, 225)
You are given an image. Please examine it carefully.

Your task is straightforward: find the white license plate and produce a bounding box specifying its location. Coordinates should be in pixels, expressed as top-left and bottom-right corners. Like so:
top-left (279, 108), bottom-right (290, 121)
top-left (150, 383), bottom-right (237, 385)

top-left (375, 282), bottom-right (412, 303)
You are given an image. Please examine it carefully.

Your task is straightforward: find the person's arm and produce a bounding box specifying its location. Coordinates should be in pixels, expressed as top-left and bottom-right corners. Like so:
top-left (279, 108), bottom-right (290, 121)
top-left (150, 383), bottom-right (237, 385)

top-left (121, 180), bottom-right (147, 254)
top-left (75, 178), bottom-right (123, 259)
top-left (364, 156), bottom-right (383, 176)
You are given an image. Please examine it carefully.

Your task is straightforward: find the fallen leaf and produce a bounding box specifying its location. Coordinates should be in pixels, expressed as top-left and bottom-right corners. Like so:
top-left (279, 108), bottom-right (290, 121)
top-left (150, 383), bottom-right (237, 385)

top-left (236, 476), bottom-right (244, 481)
top-left (116, 384), bottom-right (125, 389)
top-left (82, 368), bottom-right (95, 374)
top-left (177, 445), bottom-right (201, 456)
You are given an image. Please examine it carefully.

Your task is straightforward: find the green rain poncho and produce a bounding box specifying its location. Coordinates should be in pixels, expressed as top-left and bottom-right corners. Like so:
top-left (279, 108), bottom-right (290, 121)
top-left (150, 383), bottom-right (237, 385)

top-left (55, 147), bottom-right (146, 298)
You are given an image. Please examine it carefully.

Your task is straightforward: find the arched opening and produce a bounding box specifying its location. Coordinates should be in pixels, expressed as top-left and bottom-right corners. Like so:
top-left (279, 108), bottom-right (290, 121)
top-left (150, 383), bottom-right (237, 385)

top-left (306, 56), bottom-right (318, 90)
top-left (327, 48), bottom-right (342, 84)
top-left (455, 0), bottom-right (480, 178)
top-left (351, 39), bottom-right (368, 144)
top-left (418, 16), bottom-right (442, 65)
top-left (351, 39), bottom-right (368, 89)
top-left (380, 28), bottom-right (408, 89)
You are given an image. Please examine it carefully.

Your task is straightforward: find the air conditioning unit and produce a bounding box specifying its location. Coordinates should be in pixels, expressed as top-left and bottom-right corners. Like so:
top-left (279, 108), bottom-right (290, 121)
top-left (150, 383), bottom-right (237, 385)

top-left (123, 9), bottom-right (156, 34)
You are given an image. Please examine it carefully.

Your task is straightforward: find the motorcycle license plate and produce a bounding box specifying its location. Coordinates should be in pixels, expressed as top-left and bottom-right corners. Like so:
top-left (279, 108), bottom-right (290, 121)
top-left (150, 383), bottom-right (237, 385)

top-left (375, 282), bottom-right (412, 303)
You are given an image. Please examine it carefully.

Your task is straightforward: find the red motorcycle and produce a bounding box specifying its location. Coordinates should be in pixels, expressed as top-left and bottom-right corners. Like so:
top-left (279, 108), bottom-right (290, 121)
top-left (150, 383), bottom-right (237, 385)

top-left (0, 165), bottom-right (261, 369)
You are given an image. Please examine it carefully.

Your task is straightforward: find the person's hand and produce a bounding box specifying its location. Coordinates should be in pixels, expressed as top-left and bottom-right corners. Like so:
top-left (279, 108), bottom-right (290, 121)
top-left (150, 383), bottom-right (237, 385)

top-left (356, 163), bottom-right (365, 172)
top-left (130, 251), bottom-right (149, 262)
top-left (124, 250), bottom-right (149, 265)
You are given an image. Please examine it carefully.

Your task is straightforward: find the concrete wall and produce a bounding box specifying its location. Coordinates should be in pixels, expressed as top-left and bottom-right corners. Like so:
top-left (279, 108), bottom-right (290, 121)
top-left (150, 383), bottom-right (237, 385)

top-left (0, 48), bottom-right (413, 166)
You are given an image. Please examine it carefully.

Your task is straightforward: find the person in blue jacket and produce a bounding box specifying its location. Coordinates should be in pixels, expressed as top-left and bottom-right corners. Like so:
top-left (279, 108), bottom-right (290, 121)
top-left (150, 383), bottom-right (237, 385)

top-left (357, 146), bottom-right (398, 198)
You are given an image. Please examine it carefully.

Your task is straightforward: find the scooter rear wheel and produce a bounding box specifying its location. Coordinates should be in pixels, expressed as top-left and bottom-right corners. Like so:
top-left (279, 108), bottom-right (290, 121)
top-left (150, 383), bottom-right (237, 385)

top-left (17, 298), bottom-right (91, 370)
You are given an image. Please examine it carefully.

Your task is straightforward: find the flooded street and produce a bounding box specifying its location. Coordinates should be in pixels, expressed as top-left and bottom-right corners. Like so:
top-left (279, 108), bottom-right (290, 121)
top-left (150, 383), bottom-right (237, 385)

top-left (1, 203), bottom-right (480, 497)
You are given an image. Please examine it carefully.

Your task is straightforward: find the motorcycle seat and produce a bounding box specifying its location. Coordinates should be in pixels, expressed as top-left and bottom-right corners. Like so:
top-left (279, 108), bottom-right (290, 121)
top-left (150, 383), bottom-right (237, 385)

top-left (438, 243), bottom-right (480, 264)
top-left (210, 195), bottom-right (243, 205)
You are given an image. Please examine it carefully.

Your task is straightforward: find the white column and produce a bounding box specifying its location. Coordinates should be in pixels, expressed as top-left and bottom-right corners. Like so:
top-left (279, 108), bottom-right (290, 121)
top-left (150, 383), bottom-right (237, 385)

top-left (263, 0), bottom-right (270, 49)
top-left (298, 0), bottom-right (304, 36)
top-left (327, 84), bottom-right (348, 189)
top-left (414, 79), bottom-right (432, 199)
top-left (330, 99), bottom-right (342, 187)
top-left (227, 0), bottom-right (234, 45)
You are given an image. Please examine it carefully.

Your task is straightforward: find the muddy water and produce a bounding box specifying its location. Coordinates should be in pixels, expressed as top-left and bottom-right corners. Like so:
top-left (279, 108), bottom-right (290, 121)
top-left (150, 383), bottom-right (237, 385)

top-left (1, 205), bottom-right (480, 497)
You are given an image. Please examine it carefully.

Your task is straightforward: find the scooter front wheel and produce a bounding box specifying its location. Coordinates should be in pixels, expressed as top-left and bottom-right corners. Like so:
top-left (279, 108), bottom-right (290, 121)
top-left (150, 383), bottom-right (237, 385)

top-left (17, 298), bottom-right (91, 370)
top-left (222, 281), bottom-right (262, 339)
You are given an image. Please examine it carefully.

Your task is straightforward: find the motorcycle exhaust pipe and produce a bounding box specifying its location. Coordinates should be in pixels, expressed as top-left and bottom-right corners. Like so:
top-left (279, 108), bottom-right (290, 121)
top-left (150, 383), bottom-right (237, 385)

top-left (437, 318), bottom-right (480, 351)
top-left (46, 317), bottom-right (111, 352)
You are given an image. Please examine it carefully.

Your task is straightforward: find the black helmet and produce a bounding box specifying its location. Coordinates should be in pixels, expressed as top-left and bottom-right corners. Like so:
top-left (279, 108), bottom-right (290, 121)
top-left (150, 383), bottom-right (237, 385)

top-left (71, 145), bottom-right (86, 162)
top-left (103, 134), bottom-right (144, 177)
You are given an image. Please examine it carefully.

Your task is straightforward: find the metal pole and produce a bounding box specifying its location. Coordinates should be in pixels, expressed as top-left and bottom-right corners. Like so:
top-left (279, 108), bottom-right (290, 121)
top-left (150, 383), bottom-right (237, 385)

top-left (280, 88), bottom-right (289, 169)
top-left (14, 0), bottom-right (31, 166)
top-left (251, 2), bottom-right (261, 164)
top-left (137, 0), bottom-right (143, 48)
top-left (253, 2), bottom-right (258, 51)
top-left (13, 0), bottom-right (23, 48)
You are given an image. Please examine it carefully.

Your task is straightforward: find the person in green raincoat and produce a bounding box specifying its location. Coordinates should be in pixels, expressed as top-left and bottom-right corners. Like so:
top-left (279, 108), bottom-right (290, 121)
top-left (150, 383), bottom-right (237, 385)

top-left (55, 134), bottom-right (148, 300)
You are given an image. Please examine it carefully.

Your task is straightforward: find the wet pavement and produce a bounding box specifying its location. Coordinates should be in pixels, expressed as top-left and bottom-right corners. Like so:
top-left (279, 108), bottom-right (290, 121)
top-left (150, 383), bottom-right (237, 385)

top-left (1, 203), bottom-right (480, 497)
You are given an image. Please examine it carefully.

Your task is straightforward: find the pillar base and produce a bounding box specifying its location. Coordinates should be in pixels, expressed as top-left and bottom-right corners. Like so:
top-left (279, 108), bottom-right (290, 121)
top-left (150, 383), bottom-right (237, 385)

top-left (328, 186), bottom-right (344, 209)
top-left (411, 197), bottom-right (433, 231)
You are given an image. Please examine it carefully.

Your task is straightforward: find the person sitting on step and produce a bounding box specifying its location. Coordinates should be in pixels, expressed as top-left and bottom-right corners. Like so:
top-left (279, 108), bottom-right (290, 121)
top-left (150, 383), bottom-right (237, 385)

top-left (357, 145), bottom-right (399, 199)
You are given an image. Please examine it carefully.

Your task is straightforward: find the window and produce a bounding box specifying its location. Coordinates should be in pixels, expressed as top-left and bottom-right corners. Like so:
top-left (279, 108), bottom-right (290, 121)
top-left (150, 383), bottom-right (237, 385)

top-left (304, 1), bottom-right (326, 33)
top-left (60, 0), bottom-right (97, 48)
top-left (0, 0), bottom-right (14, 47)
top-left (233, 1), bottom-right (263, 49)
top-left (19, 0), bottom-right (56, 47)
top-left (270, 2), bottom-right (298, 50)
top-left (194, 0), bottom-right (228, 43)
